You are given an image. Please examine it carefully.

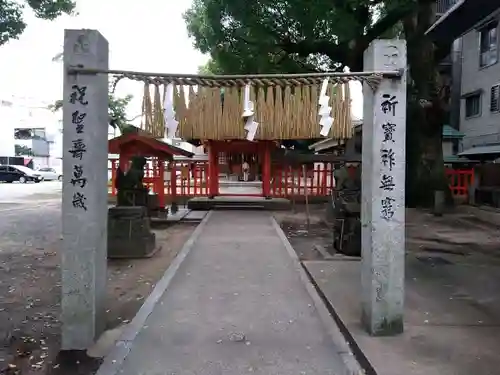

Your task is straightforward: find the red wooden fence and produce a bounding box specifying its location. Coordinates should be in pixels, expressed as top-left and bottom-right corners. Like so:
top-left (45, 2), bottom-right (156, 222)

top-left (108, 159), bottom-right (472, 200)
top-left (108, 160), bottom-right (209, 199)
top-left (270, 163), bottom-right (335, 197)
top-left (445, 168), bottom-right (474, 198)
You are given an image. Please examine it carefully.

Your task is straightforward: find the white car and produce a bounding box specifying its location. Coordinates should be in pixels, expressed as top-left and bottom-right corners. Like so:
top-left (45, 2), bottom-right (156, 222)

top-left (37, 167), bottom-right (63, 181)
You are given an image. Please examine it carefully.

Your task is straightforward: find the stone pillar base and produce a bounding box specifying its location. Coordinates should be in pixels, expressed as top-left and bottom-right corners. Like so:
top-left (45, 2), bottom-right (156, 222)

top-left (107, 206), bottom-right (160, 258)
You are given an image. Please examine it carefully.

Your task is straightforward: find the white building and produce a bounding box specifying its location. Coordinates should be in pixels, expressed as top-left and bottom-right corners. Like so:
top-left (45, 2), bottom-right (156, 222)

top-left (0, 98), bottom-right (62, 168)
top-left (428, 0), bottom-right (500, 160)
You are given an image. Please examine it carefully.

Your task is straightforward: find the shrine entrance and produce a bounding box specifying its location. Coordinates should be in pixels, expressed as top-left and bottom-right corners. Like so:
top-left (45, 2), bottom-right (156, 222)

top-left (60, 29), bottom-right (408, 352)
top-left (207, 140), bottom-right (273, 198)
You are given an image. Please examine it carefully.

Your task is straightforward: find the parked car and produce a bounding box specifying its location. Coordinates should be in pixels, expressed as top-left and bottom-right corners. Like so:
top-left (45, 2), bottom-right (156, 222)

top-left (0, 165), bottom-right (44, 183)
top-left (37, 167), bottom-right (63, 181)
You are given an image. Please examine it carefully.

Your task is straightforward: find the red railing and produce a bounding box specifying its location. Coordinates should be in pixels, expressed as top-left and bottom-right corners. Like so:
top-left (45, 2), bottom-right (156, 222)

top-left (270, 163), bottom-right (335, 198)
top-left (108, 160), bottom-right (210, 200)
top-left (108, 161), bottom-right (471, 201)
top-left (167, 160), bottom-right (209, 197)
top-left (446, 168), bottom-right (474, 198)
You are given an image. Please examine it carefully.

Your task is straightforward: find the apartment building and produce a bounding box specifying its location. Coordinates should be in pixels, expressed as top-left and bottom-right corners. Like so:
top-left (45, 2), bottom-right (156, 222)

top-left (428, 0), bottom-right (500, 160)
top-left (0, 100), bottom-right (62, 168)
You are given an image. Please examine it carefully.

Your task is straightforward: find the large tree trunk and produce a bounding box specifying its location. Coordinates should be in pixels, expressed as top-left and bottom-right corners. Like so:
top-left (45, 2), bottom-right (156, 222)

top-left (403, 0), bottom-right (451, 207)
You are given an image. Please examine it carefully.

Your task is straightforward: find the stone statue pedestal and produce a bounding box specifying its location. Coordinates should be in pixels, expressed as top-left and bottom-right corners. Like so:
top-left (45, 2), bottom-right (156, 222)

top-left (117, 188), bottom-right (162, 217)
top-left (117, 187), bottom-right (149, 207)
top-left (107, 206), bottom-right (160, 258)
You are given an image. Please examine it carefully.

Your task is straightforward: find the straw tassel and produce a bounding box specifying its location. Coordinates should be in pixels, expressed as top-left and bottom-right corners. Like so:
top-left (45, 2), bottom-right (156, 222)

top-left (344, 83), bottom-right (353, 139)
top-left (152, 84), bottom-right (163, 138)
top-left (264, 86), bottom-right (274, 139)
top-left (255, 86), bottom-right (266, 139)
top-left (141, 82), bottom-right (153, 135)
top-left (136, 80), bottom-right (354, 140)
top-left (282, 86), bottom-right (292, 139)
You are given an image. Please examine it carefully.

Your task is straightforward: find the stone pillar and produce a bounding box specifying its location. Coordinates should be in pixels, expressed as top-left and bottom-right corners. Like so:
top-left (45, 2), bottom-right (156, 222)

top-left (361, 39), bottom-right (407, 336)
top-left (61, 29), bottom-right (109, 349)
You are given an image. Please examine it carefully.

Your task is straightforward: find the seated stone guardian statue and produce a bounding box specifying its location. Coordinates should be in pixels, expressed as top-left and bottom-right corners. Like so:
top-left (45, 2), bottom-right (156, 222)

top-left (108, 155), bottom-right (159, 258)
top-left (331, 162), bottom-right (361, 256)
top-left (115, 156), bottom-right (149, 207)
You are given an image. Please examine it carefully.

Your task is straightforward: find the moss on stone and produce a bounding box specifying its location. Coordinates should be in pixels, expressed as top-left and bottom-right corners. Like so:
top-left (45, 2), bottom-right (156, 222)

top-left (373, 316), bottom-right (404, 336)
top-left (361, 310), bottom-right (404, 336)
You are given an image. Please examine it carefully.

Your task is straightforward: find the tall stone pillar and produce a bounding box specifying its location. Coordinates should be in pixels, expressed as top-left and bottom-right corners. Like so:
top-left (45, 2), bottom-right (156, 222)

top-left (361, 39), bottom-right (407, 336)
top-left (61, 29), bottom-right (109, 349)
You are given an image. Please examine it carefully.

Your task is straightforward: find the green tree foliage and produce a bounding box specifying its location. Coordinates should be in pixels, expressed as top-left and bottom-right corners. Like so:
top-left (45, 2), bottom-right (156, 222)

top-left (197, 59), bottom-right (223, 74)
top-left (184, 0), bottom-right (453, 206)
top-left (0, 0), bottom-right (76, 46)
top-left (184, 0), bottom-right (416, 74)
top-left (49, 94), bottom-right (135, 134)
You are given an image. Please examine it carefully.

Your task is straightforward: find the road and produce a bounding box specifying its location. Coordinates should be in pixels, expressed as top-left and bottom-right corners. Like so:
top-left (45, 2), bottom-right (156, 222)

top-left (0, 181), bottom-right (62, 204)
top-left (0, 181), bottom-right (62, 254)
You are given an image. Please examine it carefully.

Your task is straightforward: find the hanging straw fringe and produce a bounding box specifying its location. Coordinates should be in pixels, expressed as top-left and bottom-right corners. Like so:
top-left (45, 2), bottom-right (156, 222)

top-left (140, 82), bottom-right (354, 140)
top-left (151, 84), bottom-right (163, 138)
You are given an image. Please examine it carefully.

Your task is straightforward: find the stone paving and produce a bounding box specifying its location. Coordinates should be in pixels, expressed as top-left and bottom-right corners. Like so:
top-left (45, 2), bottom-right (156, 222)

top-left (98, 211), bottom-right (352, 375)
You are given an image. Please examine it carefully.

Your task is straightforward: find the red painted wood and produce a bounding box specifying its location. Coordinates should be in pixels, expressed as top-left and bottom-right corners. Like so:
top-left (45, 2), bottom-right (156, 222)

top-left (446, 168), bottom-right (474, 197)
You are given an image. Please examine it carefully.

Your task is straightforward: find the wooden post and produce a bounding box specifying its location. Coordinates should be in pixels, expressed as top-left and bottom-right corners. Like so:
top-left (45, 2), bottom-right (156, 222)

top-left (262, 142), bottom-right (271, 198)
top-left (208, 141), bottom-right (219, 197)
top-left (170, 161), bottom-right (177, 204)
top-left (111, 159), bottom-right (117, 196)
top-left (157, 159), bottom-right (165, 208)
top-left (302, 164), bottom-right (310, 231)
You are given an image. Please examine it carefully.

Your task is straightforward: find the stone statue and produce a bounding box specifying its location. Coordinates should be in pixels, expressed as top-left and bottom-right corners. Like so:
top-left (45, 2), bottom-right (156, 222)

top-left (115, 156), bottom-right (148, 207)
top-left (108, 155), bottom-right (159, 258)
top-left (333, 162), bottom-right (361, 191)
top-left (331, 162), bottom-right (361, 256)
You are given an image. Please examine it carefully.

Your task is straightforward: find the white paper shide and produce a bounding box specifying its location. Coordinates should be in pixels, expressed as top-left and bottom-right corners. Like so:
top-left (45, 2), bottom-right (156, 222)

top-left (318, 78), bottom-right (334, 137)
top-left (242, 84), bottom-right (258, 141)
top-left (163, 83), bottom-right (178, 138)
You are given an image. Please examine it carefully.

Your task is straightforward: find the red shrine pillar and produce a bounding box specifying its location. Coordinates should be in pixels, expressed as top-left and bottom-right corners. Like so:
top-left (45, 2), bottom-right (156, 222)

top-left (262, 142), bottom-right (271, 198)
top-left (170, 161), bottom-right (177, 203)
top-left (156, 159), bottom-right (165, 208)
top-left (110, 159), bottom-right (117, 196)
top-left (208, 141), bottom-right (219, 198)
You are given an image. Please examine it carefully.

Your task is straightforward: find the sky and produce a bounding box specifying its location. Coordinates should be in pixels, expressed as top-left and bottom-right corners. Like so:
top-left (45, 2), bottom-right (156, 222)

top-left (0, 0), bottom-right (362, 153)
top-left (0, 0), bottom-right (208, 133)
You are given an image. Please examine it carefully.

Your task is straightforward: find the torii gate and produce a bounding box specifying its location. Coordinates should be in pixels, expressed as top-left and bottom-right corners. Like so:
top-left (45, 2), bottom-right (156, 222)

top-left (60, 29), bottom-right (406, 350)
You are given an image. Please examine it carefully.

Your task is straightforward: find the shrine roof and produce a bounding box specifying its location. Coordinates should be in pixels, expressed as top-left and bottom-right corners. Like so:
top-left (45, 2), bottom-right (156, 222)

top-left (108, 132), bottom-right (194, 158)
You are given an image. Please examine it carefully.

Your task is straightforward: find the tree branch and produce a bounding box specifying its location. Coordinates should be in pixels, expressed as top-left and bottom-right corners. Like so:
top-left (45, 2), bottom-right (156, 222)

top-left (278, 39), bottom-right (350, 66)
top-left (349, 2), bottom-right (418, 69)
top-left (278, 2), bottom-right (418, 71)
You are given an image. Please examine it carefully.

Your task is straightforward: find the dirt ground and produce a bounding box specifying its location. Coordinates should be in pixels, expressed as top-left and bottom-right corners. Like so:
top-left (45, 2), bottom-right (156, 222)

top-left (276, 203), bottom-right (500, 261)
top-left (280, 204), bottom-right (500, 375)
top-left (274, 205), bottom-right (332, 261)
top-left (0, 223), bottom-right (197, 375)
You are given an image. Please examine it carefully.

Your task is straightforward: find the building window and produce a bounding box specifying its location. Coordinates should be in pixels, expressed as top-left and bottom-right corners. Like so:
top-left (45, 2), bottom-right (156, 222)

top-left (491, 84), bottom-right (500, 113)
top-left (479, 22), bottom-right (498, 68)
top-left (465, 93), bottom-right (481, 118)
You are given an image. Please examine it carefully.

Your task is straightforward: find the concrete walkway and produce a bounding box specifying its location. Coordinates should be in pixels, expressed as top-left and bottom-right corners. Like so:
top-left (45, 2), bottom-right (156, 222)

top-left (97, 211), bottom-right (355, 375)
